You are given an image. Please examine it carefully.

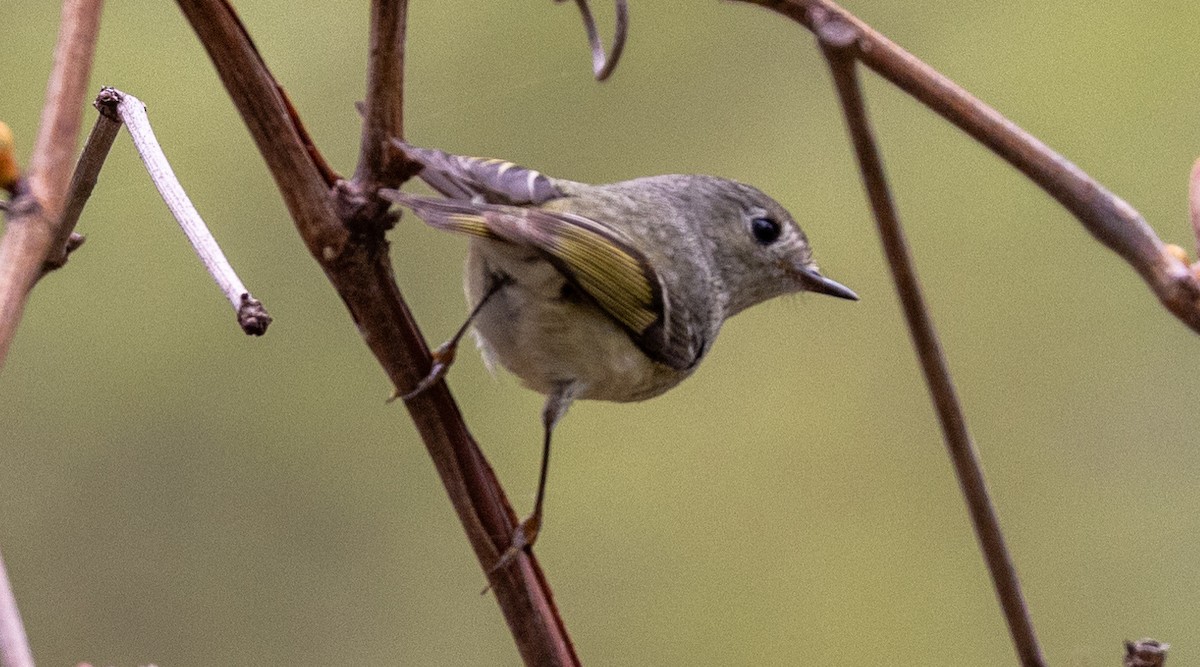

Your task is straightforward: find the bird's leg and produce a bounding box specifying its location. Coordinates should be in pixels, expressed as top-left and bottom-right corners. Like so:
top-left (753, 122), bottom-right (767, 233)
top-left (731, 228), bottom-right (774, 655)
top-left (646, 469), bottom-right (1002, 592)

top-left (490, 382), bottom-right (580, 573)
top-left (396, 274), bottom-right (512, 401)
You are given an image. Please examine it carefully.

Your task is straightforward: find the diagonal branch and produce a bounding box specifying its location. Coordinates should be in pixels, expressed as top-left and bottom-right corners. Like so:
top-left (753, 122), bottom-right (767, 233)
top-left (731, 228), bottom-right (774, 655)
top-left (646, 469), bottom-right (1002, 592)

top-left (0, 0), bottom-right (104, 369)
top-left (99, 88), bottom-right (271, 334)
top-left (736, 0), bottom-right (1200, 335)
top-left (0, 2), bottom-right (105, 662)
top-left (0, 548), bottom-right (32, 667)
top-left (173, 1), bottom-right (578, 663)
top-left (817, 16), bottom-right (1045, 666)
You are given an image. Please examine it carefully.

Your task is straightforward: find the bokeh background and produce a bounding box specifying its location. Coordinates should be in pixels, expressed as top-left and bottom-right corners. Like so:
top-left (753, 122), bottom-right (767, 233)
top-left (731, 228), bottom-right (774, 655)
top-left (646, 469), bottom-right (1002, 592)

top-left (4, 1), bottom-right (1200, 664)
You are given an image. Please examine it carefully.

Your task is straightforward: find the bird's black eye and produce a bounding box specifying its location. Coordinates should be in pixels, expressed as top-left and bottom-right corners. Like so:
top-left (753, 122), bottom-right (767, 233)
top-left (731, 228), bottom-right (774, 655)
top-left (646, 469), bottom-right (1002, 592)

top-left (751, 217), bottom-right (782, 245)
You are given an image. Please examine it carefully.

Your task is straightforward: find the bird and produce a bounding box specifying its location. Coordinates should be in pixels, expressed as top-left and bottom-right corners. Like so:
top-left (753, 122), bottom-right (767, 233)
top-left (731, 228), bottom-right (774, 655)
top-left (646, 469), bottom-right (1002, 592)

top-left (380, 142), bottom-right (857, 571)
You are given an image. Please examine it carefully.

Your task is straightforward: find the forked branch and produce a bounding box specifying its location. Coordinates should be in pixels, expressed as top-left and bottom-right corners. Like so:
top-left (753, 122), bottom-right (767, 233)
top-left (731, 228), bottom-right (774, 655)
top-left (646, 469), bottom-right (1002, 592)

top-left (737, 0), bottom-right (1200, 333)
top-left (173, 0), bottom-right (577, 663)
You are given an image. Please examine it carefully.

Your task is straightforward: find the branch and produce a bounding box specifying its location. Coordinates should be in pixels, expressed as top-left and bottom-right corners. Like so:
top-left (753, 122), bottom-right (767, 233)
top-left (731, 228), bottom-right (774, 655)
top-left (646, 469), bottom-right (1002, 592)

top-left (561, 0), bottom-right (629, 81)
top-left (352, 0), bottom-right (413, 189)
top-left (0, 0), bottom-right (104, 369)
top-left (99, 88), bottom-right (271, 335)
top-left (735, 0), bottom-right (1200, 334)
top-left (817, 16), bottom-right (1045, 667)
top-left (41, 92), bottom-right (121, 271)
top-left (173, 1), bottom-right (577, 663)
top-left (0, 548), bottom-right (32, 667)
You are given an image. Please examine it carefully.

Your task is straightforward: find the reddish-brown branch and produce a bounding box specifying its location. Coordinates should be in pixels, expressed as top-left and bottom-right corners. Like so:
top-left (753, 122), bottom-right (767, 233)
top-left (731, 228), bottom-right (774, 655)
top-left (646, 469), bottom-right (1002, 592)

top-left (173, 1), bottom-right (577, 663)
top-left (817, 15), bottom-right (1045, 666)
top-left (736, 0), bottom-right (1200, 334)
top-left (353, 0), bottom-right (414, 189)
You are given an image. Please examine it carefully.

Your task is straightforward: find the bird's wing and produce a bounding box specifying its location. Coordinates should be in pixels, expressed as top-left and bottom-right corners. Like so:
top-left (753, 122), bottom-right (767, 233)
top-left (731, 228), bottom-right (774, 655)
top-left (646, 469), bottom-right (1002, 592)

top-left (380, 190), bottom-right (701, 371)
top-left (394, 141), bottom-right (563, 206)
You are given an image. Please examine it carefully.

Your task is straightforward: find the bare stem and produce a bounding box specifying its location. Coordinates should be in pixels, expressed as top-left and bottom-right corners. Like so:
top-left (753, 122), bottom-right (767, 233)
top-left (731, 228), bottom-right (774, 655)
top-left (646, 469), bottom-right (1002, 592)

top-left (817, 15), bottom-right (1044, 667)
top-left (98, 87), bottom-right (271, 335)
top-left (42, 91), bottom-right (122, 271)
top-left (0, 0), bottom-right (104, 370)
top-left (736, 0), bottom-right (1200, 334)
top-left (353, 0), bottom-right (412, 189)
top-left (0, 548), bottom-right (32, 667)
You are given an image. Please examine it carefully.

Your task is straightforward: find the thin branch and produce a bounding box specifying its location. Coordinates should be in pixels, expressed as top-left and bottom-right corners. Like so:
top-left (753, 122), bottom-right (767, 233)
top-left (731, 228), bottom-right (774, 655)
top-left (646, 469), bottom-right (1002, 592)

top-left (0, 548), bottom-right (32, 667)
top-left (353, 0), bottom-right (413, 189)
top-left (0, 0), bottom-right (104, 370)
top-left (736, 0), bottom-right (1200, 335)
top-left (174, 1), bottom-right (577, 663)
top-left (41, 92), bottom-right (121, 272)
top-left (560, 0), bottom-right (628, 81)
top-left (98, 88), bottom-right (271, 335)
top-left (817, 14), bottom-right (1045, 667)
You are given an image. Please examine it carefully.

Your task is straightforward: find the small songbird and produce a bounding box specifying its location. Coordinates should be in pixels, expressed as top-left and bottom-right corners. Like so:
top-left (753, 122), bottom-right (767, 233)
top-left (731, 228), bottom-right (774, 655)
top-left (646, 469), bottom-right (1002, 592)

top-left (381, 143), bottom-right (857, 569)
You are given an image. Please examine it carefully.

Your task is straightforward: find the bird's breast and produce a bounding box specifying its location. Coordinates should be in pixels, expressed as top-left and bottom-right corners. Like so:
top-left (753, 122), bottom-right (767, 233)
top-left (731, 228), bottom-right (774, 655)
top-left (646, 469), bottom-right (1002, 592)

top-left (464, 238), bottom-right (691, 402)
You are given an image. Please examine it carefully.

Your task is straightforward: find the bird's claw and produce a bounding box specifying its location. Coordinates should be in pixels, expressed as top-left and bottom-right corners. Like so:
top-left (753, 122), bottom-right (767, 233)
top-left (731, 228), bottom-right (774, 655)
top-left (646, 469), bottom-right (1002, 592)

top-left (480, 515), bottom-right (542, 594)
top-left (393, 342), bottom-right (457, 401)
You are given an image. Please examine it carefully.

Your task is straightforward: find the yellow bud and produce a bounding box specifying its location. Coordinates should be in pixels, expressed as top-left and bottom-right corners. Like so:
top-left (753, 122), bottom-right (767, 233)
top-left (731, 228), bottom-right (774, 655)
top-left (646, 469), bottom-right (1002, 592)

top-left (1164, 243), bottom-right (1189, 264)
top-left (0, 121), bottom-right (18, 191)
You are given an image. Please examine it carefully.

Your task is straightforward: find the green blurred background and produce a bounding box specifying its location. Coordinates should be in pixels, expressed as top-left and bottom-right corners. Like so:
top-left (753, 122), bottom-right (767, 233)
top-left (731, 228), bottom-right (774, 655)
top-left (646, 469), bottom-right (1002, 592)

top-left (4, 1), bottom-right (1200, 664)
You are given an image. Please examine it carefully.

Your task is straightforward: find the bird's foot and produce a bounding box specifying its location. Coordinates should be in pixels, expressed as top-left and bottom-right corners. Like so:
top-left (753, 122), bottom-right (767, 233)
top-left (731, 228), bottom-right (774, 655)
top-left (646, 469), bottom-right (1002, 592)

top-left (391, 341), bottom-right (457, 402)
top-left (489, 514), bottom-right (542, 574)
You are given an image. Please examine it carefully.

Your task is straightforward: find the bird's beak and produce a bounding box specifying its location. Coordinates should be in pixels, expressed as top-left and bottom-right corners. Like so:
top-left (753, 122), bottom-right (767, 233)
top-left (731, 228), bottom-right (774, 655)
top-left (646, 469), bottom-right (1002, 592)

top-left (796, 266), bottom-right (859, 301)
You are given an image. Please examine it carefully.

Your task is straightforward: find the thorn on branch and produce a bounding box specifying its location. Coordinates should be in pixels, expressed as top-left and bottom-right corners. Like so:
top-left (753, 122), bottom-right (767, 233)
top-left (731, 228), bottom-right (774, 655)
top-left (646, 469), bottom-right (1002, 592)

top-left (559, 0), bottom-right (628, 81)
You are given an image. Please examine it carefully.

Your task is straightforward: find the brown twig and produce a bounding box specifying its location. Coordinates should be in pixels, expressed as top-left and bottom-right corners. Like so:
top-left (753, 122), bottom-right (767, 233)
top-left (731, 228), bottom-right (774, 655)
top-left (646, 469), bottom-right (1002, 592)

top-left (816, 13), bottom-right (1045, 667)
top-left (0, 548), bottom-right (32, 667)
top-left (560, 0), bottom-right (629, 81)
top-left (42, 91), bottom-right (121, 272)
top-left (736, 0), bottom-right (1200, 334)
top-left (352, 0), bottom-right (414, 190)
top-left (173, 1), bottom-right (577, 663)
top-left (0, 0), bottom-right (104, 370)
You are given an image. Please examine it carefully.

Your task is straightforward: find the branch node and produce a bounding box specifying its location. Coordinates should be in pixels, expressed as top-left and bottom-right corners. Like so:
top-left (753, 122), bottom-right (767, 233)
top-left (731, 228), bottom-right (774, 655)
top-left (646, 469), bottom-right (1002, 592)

top-left (1124, 638), bottom-right (1169, 667)
top-left (333, 179), bottom-right (398, 236)
top-left (236, 293), bottom-right (272, 336)
top-left (814, 13), bottom-right (859, 52)
top-left (93, 86), bottom-right (123, 121)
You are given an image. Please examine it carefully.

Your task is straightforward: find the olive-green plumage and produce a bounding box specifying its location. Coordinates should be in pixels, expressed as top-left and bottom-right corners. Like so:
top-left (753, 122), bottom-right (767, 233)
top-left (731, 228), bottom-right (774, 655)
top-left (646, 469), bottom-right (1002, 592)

top-left (380, 142), bottom-right (857, 566)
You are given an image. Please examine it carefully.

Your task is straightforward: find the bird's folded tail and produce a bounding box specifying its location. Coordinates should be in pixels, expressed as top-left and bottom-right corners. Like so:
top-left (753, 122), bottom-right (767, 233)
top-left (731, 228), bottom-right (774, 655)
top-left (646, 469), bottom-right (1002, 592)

top-left (392, 140), bottom-right (563, 206)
